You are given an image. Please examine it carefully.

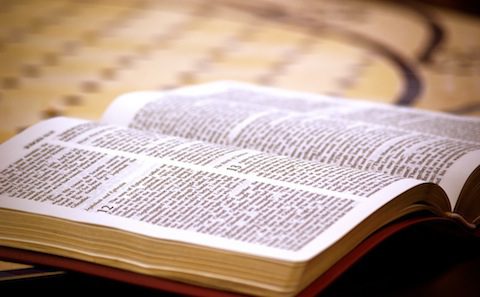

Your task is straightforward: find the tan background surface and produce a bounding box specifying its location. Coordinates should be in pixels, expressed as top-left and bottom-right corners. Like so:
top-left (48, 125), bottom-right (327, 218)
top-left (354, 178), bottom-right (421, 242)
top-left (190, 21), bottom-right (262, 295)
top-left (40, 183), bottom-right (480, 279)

top-left (1, 0), bottom-right (480, 144)
top-left (0, 0), bottom-right (479, 271)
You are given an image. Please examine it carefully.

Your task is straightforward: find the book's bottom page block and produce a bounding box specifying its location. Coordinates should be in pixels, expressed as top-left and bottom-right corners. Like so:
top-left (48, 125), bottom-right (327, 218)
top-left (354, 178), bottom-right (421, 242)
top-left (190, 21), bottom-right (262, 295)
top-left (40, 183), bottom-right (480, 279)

top-left (1, 216), bottom-right (479, 297)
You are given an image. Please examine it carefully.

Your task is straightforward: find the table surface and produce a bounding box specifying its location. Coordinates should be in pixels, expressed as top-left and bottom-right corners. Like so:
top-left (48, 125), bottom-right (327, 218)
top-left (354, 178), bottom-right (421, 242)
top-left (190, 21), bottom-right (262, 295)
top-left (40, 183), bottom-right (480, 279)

top-left (0, 0), bottom-right (479, 291)
top-left (1, 0), bottom-right (480, 144)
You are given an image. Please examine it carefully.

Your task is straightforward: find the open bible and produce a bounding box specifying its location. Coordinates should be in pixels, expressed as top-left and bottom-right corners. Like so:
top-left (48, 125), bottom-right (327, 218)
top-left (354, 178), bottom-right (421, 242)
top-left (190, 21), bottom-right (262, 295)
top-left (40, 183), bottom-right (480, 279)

top-left (0, 81), bottom-right (479, 296)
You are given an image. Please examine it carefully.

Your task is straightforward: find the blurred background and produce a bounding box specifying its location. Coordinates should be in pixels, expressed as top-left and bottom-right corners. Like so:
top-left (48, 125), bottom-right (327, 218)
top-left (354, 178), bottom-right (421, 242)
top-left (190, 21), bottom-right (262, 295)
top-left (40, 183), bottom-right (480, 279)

top-left (0, 0), bottom-right (479, 143)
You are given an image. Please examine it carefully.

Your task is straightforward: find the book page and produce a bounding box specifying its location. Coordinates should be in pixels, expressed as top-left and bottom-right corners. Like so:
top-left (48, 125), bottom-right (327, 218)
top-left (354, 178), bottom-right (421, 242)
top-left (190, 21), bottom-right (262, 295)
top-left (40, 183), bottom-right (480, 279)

top-left (170, 81), bottom-right (480, 143)
top-left (102, 81), bottom-right (480, 143)
top-left (0, 117), bottom-right (426, 262)
top-left (102, 83), bottom-right (480, 208)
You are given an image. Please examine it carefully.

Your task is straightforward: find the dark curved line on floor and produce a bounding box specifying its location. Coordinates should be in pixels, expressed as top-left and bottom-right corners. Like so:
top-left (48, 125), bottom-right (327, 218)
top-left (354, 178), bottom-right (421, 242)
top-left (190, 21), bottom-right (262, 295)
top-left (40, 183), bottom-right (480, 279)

top-left (324, 27), bottom-right (423, 106)
top-left (225, 2), bottom-right (423, 106)
top-left (381, 47), bottom-right (422, 106)
top-left (402, 1), bottom-right (446, 64)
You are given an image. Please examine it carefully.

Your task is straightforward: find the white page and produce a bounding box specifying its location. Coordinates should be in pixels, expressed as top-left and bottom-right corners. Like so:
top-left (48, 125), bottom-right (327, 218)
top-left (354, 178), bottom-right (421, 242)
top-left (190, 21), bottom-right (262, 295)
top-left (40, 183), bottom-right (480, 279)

top-left (102, 81), bottom-right (480, 143)
top-left (0, 117), bottom-right (425, 262)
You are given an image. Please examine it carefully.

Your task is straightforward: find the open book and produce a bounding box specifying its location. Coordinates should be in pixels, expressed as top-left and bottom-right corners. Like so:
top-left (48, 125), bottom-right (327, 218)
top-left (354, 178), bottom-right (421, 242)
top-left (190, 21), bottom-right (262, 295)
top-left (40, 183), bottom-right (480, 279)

top-left (0, 81), bottom-right (479, 296)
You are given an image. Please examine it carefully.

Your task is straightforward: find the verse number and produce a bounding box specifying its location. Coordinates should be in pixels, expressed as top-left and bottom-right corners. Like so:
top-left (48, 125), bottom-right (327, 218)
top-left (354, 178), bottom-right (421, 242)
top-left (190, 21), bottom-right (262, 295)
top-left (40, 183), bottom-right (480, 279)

top-left (97, 205), bottom-right (114, 213)
top-left (227, 164), bottom-right (242, 172)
